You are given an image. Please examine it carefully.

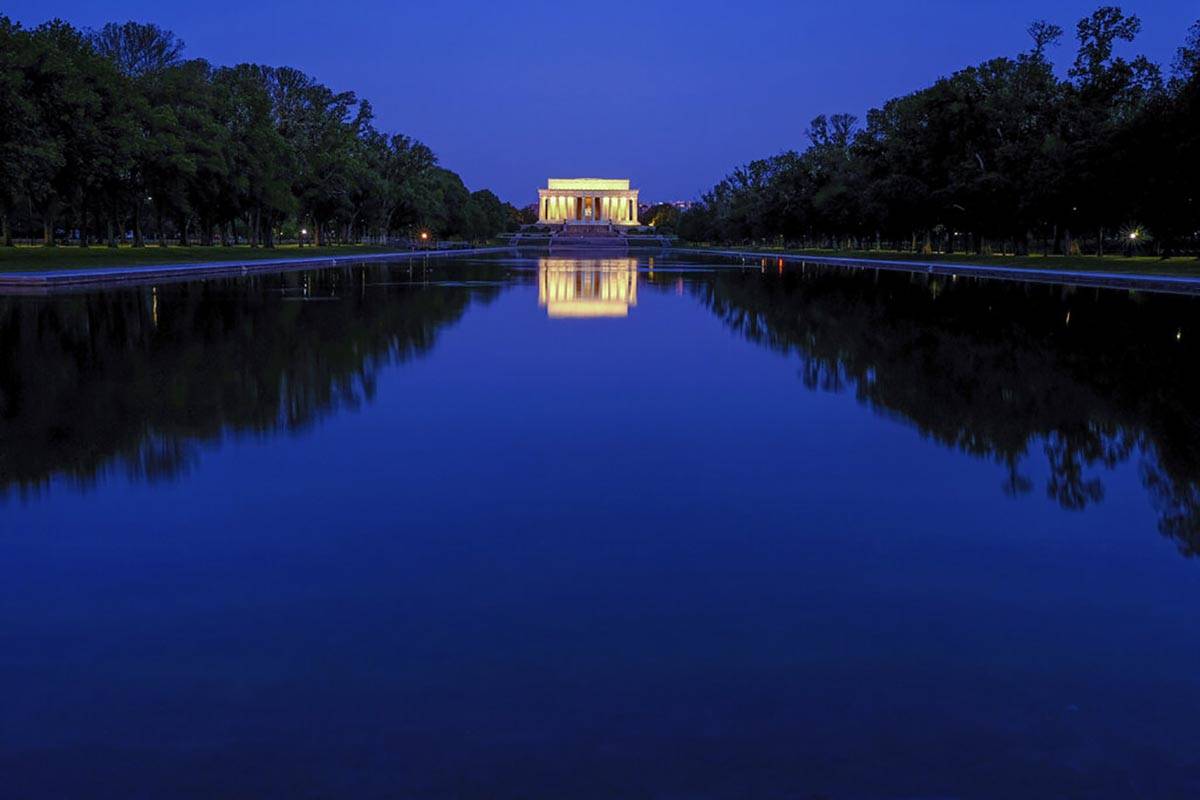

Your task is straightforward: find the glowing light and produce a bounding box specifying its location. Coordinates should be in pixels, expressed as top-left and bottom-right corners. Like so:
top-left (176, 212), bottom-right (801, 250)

top-left (420, 231), bottom-right (429, 240)
top-left (301, 228), bottom-right (308, 235)
top-left (547, 178), bottom-right (630, 191)
top-left (1129, 231), bottom-right (1139, 240)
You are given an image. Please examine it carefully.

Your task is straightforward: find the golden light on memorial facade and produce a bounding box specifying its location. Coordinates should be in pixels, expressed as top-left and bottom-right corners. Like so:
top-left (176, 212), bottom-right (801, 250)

top-left (538, 178), bottom-right (639, 225)
top-left (538, 258), bottom-right (639, 318)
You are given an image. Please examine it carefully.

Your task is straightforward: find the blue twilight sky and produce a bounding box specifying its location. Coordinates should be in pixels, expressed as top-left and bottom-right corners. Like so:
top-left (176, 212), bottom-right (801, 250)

top-left (6, 0), bottom-right (1197, 205)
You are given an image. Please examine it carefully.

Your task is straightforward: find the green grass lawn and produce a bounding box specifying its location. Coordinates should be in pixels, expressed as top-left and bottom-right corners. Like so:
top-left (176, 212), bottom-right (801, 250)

top-left (680, 244), bottom-right (1200, 278)
top-left (0, 244), bottom-right (419, 273)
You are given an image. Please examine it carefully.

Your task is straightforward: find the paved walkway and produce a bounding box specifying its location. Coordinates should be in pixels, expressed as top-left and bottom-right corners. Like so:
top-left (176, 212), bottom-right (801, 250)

top-left (672, 248), bottom-right (1200, 296)
top-left (0, 247), bottom-right (516, 293)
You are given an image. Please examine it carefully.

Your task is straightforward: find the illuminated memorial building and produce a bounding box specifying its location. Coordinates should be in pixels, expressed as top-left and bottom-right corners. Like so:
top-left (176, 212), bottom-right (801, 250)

top-left (538, 258), bottom-right (638, 318)
top-left (538, 178), bottom-right (639, 225)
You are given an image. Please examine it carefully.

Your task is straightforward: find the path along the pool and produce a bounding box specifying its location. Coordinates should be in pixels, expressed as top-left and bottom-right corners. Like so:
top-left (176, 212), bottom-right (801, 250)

top-left (677, 248), bottom-right (1200, 297)
top-left (4, 244), bottom-right (1200, 297)
top-left (0, 247), bottom-right (516, 294)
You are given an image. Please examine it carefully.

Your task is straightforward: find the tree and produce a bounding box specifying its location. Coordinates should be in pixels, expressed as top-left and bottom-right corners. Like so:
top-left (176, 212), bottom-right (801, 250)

top-left (516, 203), bottom-right (539, 225)
top-left (90, 21), bottom-right (183, 78)
top-left (1174, 20), bottom-right (1200, 83)
top-left (678, 204), bottom-right (716, 242)
top-left (90, 21), bottom-right (190, 246)
top-left (1028, 20), bottom-right (1064, 59)
top-left (21, 20), bottom-right (132, 247)
top-left (1064, 6), bottom-right (1162, 253)
top-left (213, 64), bottom-right (293, 247)
top-left (378, 134), bottom-right (437, 236)
top-left (1070, 6), bottom-right (1142, 82)
top-left (405, 167), bottom-right (470, 237)
top-left (643, 203), bottom-right (681, 232)
top-left (0, 17), bottom-right (35, 246)
top-left (462, 189), bottom-right (509, 241)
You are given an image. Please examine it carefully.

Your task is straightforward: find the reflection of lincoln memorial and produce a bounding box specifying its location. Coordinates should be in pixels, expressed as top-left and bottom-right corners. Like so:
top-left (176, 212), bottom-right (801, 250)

top-left (538, 259), bottom-right (639, 318)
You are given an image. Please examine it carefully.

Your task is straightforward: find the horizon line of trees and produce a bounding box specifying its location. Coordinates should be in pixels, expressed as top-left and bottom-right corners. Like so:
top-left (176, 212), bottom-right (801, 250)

top-left (678, 7), bottom-right (1200, 258)
top-left (0, 17), bottom-right (521, 249)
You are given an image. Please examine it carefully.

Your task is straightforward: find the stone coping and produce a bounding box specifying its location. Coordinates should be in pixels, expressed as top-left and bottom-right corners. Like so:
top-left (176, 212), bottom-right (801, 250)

top-left (7, 244), bottom-right (1197, 297)
top-left (674, 248), bottom-right (1200, 296)
top-left (0, 247), bottom-right (515, 294)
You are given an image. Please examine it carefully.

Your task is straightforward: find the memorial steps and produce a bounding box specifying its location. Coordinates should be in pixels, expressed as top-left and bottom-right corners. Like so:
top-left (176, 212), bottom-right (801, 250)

top-left (548, 222), bottom-right (630, 255)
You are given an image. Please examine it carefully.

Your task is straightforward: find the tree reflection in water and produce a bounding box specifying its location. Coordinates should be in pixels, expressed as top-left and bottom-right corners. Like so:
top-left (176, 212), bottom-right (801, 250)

top-left (687, 261), bottom-right (1200, 557)
top-left (5, 256), bottom-right (1200, 560)
top-left (0, 264), bottom-right (499, 497)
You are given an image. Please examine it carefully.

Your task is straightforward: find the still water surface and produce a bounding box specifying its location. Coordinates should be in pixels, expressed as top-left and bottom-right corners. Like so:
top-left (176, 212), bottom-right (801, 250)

top-left (2, 254), bottom-right (1199, 798)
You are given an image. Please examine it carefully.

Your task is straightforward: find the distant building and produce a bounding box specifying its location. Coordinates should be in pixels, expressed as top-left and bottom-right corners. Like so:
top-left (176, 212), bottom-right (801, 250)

top-left (538, 178), bottom-right (639, 226)
top-left (639, 199), bottom-right (698, 213)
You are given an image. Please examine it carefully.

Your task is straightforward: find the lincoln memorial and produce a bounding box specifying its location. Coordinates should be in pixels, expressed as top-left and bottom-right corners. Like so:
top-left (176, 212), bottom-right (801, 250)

top-left (538, 178), bottom-right (639, 225)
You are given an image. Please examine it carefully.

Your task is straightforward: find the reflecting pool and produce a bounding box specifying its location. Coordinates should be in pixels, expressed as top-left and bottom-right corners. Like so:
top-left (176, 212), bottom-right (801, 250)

top-left (2, 254), bottom-right (1199, 798)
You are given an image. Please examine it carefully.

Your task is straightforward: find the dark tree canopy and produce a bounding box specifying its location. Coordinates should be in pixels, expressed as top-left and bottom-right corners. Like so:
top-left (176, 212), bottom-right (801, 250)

top-left (1175, 20), bottom-right (1200, 80)
top-left (679, 7), bottom-right (1200, 259)
top-left (0, 16), bottom-right (516, 248)
top-left (89, 21), bottom-right (184, 78)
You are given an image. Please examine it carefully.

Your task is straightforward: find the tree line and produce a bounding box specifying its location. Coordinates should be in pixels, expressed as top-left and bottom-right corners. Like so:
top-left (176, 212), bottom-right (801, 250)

top-left (0, 18), bottom-right (520, 248)
top-left (679, 7), bottom-right (1200, 258)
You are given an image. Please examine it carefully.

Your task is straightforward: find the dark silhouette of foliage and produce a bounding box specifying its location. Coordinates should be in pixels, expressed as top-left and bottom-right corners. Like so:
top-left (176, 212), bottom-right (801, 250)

top-left (680, 7), bottom-right (1199, 259)
top-left (0, 16), bottom-right (516, 248)
top-left (89, 21), bottom-right (184, 78)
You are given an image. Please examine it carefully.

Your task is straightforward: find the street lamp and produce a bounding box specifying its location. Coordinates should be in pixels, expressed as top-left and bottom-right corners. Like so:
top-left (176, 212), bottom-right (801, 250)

top-left (1124, 228), bottom-right (1144, 257)
top-left (300, 227), bottom-right (308, 248)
